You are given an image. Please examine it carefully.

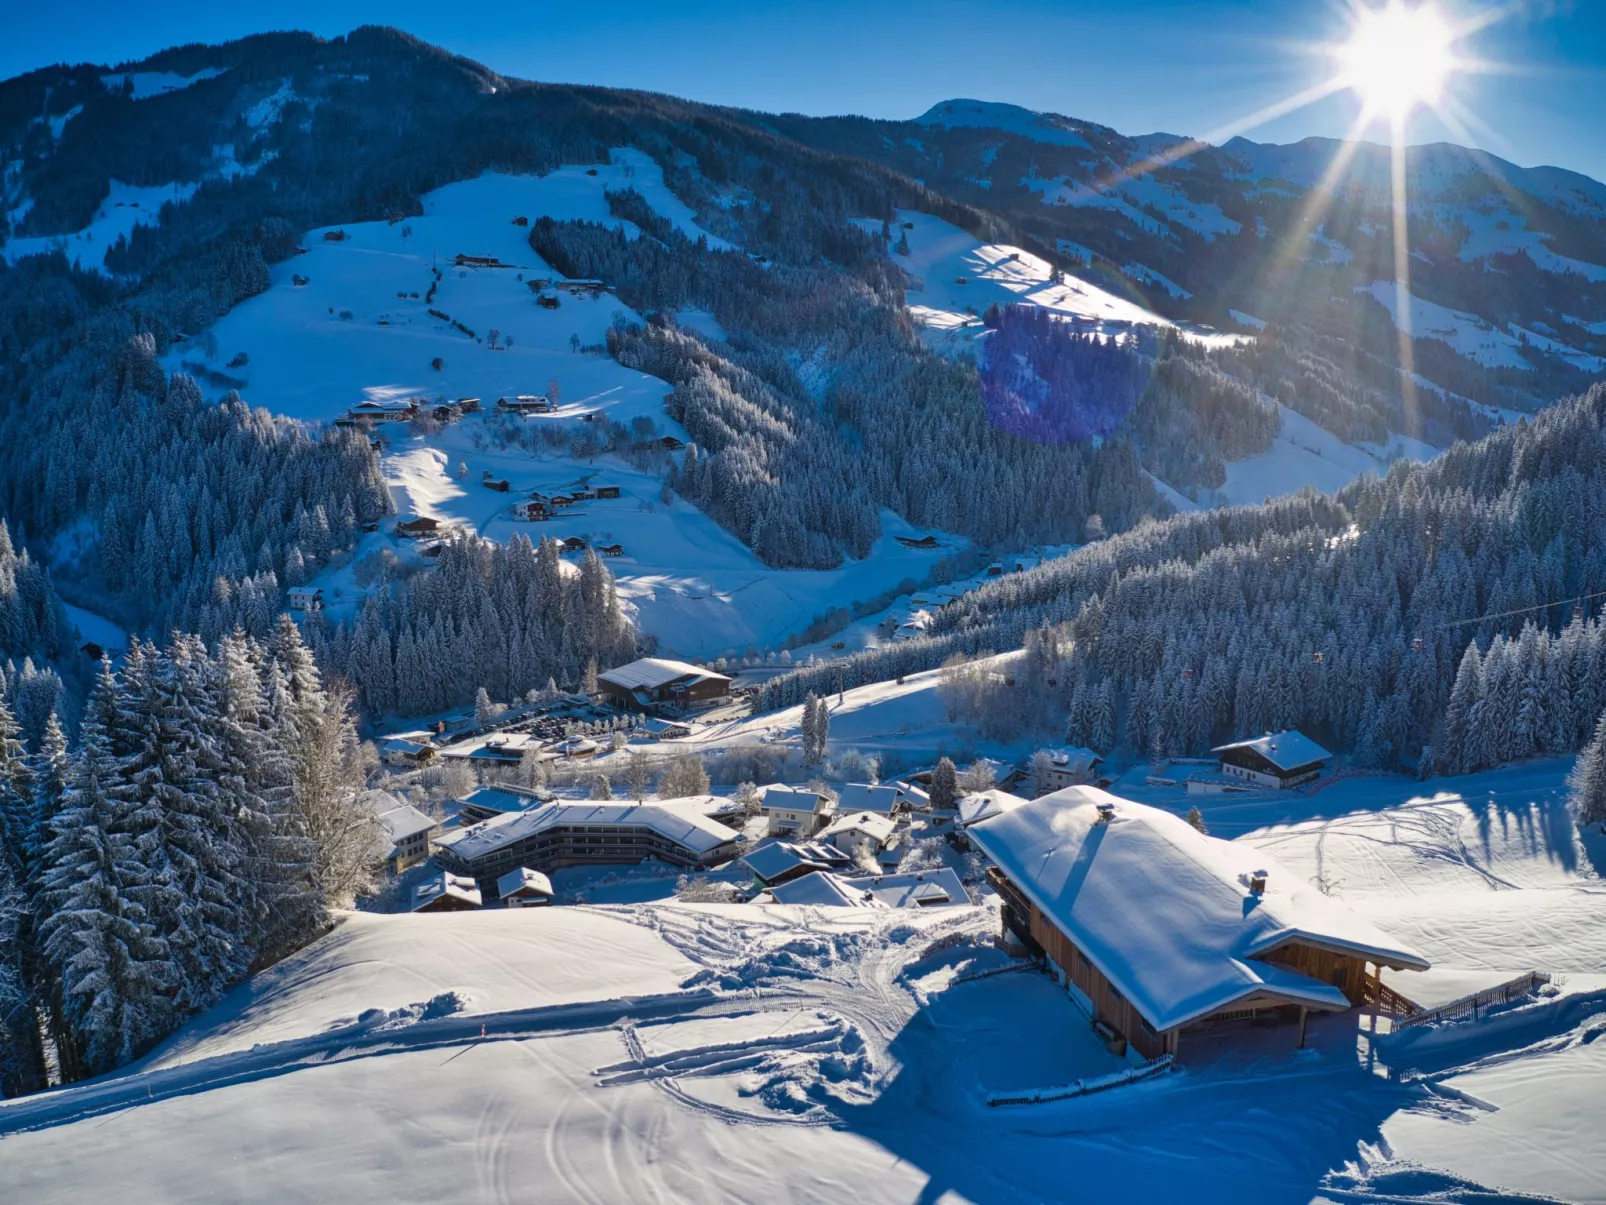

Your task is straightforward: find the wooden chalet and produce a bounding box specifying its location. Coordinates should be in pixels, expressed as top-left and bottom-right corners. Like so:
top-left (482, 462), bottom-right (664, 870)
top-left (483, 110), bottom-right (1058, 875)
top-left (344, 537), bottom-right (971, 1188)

top-left (894, 534), bottom-right (940, 549)
top-left (454, 253), bottom-right (505, 268)
top-left (497, 867), bottom-right (553, 907)
top-left (497, 394), bottom-right (552, 414)
top-left (597, 543), bottom-right (624, 557)
top-left (1213, 731), bottom-right (1333, 789)
top-left (555, 278), bottom-right (606, 297)
top-left (971, 788), bottom-right (1428, 1059)
top-left (595, 485), bottom-right (621, 499)
top-left (660, 435), bottom-right (686, 452)
top-left (412, 872), bottom-right (482, 913)
top-left (511, 500), bottom-right (550, 522)
top-left (536, 293), bottom-right (561, 309)
top-left (560, 537), bottom-right (588, 552)
top-left (396, 516), bottom-right (441, 538)
top-left (482, 473), bottom-right (511, 492)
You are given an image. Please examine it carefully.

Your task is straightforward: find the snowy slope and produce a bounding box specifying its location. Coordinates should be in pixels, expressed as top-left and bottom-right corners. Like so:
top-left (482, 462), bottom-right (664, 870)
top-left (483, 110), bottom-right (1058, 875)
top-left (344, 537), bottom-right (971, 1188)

top-left (915, 99), bottom-right (1091, 148)
top-left (2, 180), bottom-right (199, 273)
top-left (1362, 280), bottom-right (1606, 374)
top-left (4, 757), bottom-right (1602, 1203)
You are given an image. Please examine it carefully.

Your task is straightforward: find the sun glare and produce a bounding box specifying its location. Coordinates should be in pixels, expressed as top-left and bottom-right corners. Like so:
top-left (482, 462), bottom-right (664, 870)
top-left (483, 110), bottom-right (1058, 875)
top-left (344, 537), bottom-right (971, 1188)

top-left (1340, 1), bottom-right (1457, 116)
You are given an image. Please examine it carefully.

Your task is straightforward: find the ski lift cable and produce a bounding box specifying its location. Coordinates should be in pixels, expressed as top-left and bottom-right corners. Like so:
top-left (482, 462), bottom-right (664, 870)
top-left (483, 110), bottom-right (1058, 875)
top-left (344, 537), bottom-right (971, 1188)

top-left (1418, 588), bottom-right (1606, 637)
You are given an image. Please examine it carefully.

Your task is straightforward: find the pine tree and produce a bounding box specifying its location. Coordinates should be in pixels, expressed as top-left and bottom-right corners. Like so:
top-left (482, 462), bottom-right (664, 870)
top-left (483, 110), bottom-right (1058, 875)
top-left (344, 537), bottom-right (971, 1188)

top-left (1185, 805), bottom-right (1208, 834)
top-left (1567, 711), bottom-right (1606, 830)
top-left (929, 757), bottom-right (959, 811)
top-left (39, 673), bottom-right (172, 1078)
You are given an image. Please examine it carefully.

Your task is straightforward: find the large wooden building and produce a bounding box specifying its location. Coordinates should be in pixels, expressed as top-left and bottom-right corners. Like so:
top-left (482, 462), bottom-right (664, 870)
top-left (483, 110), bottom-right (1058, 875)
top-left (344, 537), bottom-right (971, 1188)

top-left (596, 657), bottom-right (732, 711)
top-left (1212, 730), bottom-right (1332, 789)
top-left (970, 788), bottom-right (1428, 1060)
top-left (432, 798), bottom-right (741, 890)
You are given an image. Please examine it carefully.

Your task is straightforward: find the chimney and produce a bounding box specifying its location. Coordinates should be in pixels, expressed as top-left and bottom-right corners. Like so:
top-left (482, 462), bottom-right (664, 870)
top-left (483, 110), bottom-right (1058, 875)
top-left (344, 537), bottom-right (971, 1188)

top-left (1249, 870), bottom-right (1268, 895)
top-left (1095, 802), bottom-right (1116, 824)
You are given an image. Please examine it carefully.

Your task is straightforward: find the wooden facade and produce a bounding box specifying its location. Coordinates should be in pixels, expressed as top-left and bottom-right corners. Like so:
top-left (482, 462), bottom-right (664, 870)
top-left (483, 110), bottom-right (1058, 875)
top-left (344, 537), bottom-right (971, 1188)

top-left (990, 868), bottom-right (1380, 1059)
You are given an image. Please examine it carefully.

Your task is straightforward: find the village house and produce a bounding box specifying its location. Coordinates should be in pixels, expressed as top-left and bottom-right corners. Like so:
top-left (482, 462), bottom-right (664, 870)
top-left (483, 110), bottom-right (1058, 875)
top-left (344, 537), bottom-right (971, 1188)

top-left (761, 785), bottom-right (833, 838)
top-left (287, 586), bottom-right (324, 613)
top-left (454, 253), bottom-right (504, 268)
top-left (439, 731), bottom-right (553, 767)
top-left (554, 278), bottom-right (606, 297)
top-left (346, 398), bottom-right (417, 424)
top-left (969, 787), bottom-right (1429, 1059)
top-left (818, 811), bottom-right (898, 861)
top-left (597, 657), bottom-right (733, 711)
top-left (496, 867), bottom-right (554, 907)
top-left (412, 872), bottom-right (482, 913)
top-left (379, 731), bottom-right (437, 768)
top-left (596, 543), bottom-right (624, 557)
top-left (432, 799), bottom-right (741, 888)
top-left (594, 485), bottom-right (621, 499)
top-left (834, 782), bottom-right (914, 817)
top-left (739, 840), bottom-right (852, 888)
top-left (371, 796), bottom-right (439, 873)
top-left (511, 500), bottom-right (550, 522)
top-left (1032, 746), bottom-right (1105, 795)
top-left (763, 867), bottom-right (969, 910)
top-left (1212, 731), bottom-right (1333, 789)
top-left (560, 537), bottom-right (588, 553)
top-left (481, 472), bottom-right (511, 492)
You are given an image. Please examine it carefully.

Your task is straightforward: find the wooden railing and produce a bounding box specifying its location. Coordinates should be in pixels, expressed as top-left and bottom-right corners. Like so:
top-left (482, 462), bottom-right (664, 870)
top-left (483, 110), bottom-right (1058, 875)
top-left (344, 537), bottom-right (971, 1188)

top-left (1369, 979), bottom-right (1422, 1018)
top-left (986, 866), bottom-right (1032, 920)
top-left (1391, 971), bottom-right (1551, 1031)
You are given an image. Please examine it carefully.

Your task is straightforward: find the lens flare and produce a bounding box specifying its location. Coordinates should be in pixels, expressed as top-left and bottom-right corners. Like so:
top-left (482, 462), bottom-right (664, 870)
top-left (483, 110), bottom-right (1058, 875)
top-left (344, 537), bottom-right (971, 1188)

top-left (1339, 2), bottom-right (1458, 116)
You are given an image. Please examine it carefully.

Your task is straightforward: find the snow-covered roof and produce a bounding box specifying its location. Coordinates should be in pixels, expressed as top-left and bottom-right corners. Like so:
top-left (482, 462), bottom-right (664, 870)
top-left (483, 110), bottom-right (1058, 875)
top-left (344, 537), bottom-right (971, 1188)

top-left (1212, 730), bottom-right (1332, 772)
top-left (761, 785), bottom-right (828, 814)
top-left (456, 785), bottom-right (550, 815)
top-left (766, 868), bottom-right (970, 909)
top-left (819, 811), bottom-right (897, 846)
top-left (739, 840), bottom-right (849, 885)
top-left (968, 787), bottom-right (1428, 1032)
top-left (379, 734), bottom-right (432, 755)
top-left (835, 783), bottom-right (906, 815)
top-left (436, 800), bottom-right (740, 863)
top-left (377, 803), bottom-right (437, 845)
top-left (496, 867), bottom-right (554, 899)
top-left (958, 789), bottom-right (1027, 828)
top-left (1041, 746), bottom-right (1103, 774)
top-left (413, 873), bottom-right (481, 911)
top-left (597, 657), bottom-right (731, 692)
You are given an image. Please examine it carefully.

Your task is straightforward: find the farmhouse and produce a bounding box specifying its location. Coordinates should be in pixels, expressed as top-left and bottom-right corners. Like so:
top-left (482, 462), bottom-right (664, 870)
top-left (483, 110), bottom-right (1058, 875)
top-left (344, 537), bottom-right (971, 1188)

top-left (761, 785), bottom-right (832, 838)
top-left (396, 516), bottom-right (441, 538)
top-left (970, 788), bottom-right (1429, 1059)
top-left (511, 500), bottom-right (550, 522)
top-left (496, 867), bottom-right (554, 907)
top-left (1212, 731), bottom-right (1332, 789)
top-left (595, 485), bottom-right (621, 499)
top-left (497, 394), bottom-right (552, 414)
top-left (597, 543), bottom-right (624, 557)
top-left (454, 253), bottom-right (504, 268)
top-left (347, 398), bottom-right (416, 423)
top-left (433, 799), bottom-right (741, 888)
top-left (555, 278), bottom-right (606, 296)
top-left (287, 586), bottom-right (324, 613)
top-left (412, 872), bottom-right (482, 913)
top-left (481, 472), bottom-right (511, 492)
top-left (560, 537), bottom-right (588, 553)
top-left (740, 840), bottom-right (852, 888)
top-left (597, 657), bottom-right (733, 711)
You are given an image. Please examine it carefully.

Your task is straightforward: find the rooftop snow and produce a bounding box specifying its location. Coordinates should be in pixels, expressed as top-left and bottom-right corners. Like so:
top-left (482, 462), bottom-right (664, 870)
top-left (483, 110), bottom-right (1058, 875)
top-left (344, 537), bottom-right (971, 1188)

top-left (968, 787), bottom-right (1428, 1032)
top-left (761, 785), bottom-right (828, 813)
top-left (819, 811), bottom-right (897, 845)
top-left (413, 872), bottom-right (480, 910)
top-left (1212, 730), bottom-right (1333, 772)
top-left (834, 783), bottom-right (905, 815)
top-left (767, 867), bottom-right (969, 909)
top-left (496, 867), bottom-right (553, 898)
top-left (436, 799), bottom-right (739, 863)
top-left (377, 803), bottom-right (438, 845)
top-left (597, 656), bottom-right (730, 691)
top-left (739, 841), bottom-right (848, 884)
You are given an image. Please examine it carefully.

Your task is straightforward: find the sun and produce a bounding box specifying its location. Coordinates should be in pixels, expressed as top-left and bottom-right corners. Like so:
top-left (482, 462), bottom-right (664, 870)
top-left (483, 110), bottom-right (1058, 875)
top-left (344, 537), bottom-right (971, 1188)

top-left (1339, 1), bottom-right (1458, 117)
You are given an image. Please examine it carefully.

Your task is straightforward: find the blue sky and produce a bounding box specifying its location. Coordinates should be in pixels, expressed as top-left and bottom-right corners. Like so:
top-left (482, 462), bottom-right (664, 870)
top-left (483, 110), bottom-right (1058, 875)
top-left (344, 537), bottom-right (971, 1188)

top-left (7, 0), bottom-right (1605, 180)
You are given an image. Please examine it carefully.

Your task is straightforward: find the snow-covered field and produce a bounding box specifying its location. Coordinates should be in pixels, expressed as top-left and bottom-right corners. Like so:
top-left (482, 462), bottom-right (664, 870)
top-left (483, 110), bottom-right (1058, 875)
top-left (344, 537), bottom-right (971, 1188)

top-left (162, 153), bottom-right (962, 658)
top-left (2, 179), bottom-right (200, 273)
top-left (4, 757), bottom-right (1603, 1203)
top-left (1362, 280), bottom-right (1606, 375)
top-left (859, 211), bottom-right (1244, 351)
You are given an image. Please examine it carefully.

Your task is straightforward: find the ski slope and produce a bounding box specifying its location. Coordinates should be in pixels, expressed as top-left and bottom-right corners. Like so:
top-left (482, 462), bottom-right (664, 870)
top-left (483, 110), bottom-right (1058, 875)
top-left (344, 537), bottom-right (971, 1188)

top-left (862, 211), bottom-right (1244, 351)
top-left (4, 758), bottom-right (1603, 1203)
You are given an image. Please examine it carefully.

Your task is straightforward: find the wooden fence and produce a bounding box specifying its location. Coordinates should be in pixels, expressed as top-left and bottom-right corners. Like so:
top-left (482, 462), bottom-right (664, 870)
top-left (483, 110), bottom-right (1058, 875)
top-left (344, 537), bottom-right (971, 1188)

top-left (1391, 971), bottom-right (1550, 1031)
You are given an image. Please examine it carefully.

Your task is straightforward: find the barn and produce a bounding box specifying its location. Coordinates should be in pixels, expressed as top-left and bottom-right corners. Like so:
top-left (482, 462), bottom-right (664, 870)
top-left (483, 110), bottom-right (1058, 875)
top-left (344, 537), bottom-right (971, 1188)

top-left (970, 787), bottom-right (1428, 1059)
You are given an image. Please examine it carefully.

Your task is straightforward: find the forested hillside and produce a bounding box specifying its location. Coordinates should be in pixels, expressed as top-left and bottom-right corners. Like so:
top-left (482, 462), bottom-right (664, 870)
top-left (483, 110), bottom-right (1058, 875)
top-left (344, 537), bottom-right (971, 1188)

top-left (761, 383), bottom-right (1606, 777)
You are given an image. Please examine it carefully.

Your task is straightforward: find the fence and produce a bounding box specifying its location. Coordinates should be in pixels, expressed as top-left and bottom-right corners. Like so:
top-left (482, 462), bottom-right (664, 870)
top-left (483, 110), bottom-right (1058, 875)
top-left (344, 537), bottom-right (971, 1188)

top-left (1391, 971), bottom-right (1550, 1031)
top-left (987, 1054), bottom-right (1174, 1107)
